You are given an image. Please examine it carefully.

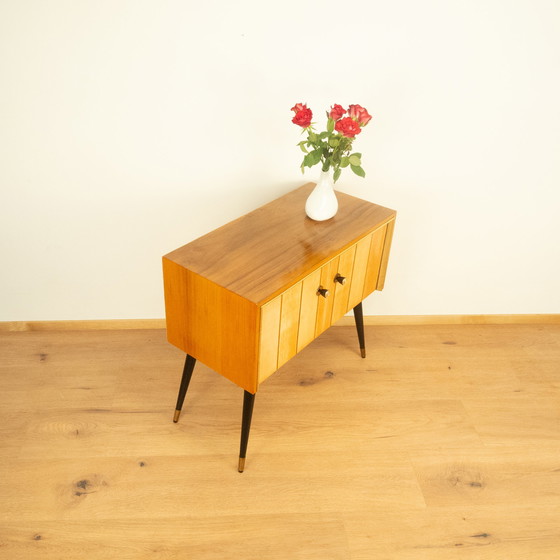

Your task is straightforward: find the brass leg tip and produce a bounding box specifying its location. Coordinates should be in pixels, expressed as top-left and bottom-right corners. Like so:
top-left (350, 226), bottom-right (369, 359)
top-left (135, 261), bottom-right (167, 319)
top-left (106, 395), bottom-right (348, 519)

top-left (360, 348), bottom-right (366, 359)
top-left (173, 409), bottom-right (181, 423)
top-left (238, 457), bottom-right (246, 473)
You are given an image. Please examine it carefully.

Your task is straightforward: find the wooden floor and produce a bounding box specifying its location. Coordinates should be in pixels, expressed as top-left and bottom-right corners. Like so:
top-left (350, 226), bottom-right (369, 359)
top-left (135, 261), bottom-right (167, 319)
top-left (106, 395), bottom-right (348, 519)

top-left (1, 324), bottom-right (559, 559)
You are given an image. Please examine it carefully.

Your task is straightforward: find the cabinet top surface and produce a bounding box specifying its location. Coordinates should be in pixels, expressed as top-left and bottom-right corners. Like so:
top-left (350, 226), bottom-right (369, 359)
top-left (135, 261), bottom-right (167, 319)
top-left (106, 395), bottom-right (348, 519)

top-left (163, 183), bottom-right (396, 305)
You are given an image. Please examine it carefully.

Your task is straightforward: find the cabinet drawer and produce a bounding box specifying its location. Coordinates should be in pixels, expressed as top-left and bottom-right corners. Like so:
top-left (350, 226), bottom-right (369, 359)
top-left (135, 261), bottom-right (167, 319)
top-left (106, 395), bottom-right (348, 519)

top-left (257, 221), bottom-right (392, 385)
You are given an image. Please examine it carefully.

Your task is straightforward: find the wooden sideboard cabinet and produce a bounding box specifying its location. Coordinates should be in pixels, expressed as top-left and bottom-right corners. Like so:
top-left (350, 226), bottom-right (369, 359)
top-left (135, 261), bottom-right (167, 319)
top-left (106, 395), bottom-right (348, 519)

top-left (163, 183), bottom-right (396, 471)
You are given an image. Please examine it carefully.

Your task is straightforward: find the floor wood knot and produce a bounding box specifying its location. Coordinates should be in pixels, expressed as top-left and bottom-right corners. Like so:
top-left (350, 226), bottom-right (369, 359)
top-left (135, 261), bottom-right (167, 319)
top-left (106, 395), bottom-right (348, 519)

top-left (471, 532), bottom-right (491, 539)
top-left (448, 468), bottom-right (486, 491)
top-left (299, 378), bottom-right (315, 386)
top-left (299, 371), bottom-right (335, 386)
top-left (67, 474), bottom-right (108, 502)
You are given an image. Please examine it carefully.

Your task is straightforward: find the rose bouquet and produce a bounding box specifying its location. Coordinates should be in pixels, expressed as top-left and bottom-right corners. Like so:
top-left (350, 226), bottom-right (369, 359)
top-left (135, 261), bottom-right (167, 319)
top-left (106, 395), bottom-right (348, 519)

top-left (291, 103), bottom-right (372, 183)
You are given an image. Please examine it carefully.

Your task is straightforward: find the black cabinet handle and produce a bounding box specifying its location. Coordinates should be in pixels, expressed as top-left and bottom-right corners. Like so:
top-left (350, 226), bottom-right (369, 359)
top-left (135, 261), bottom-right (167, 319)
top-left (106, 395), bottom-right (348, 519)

top-left (334, 274), bottom-right (346, 285)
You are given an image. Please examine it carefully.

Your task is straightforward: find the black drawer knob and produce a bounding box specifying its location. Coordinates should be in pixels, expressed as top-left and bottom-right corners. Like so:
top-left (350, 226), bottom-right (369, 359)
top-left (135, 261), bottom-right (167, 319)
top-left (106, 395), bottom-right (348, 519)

top-left (334, 274), bottom-right (346, 285)
top-left (317, 287), bottom-right (330, 298)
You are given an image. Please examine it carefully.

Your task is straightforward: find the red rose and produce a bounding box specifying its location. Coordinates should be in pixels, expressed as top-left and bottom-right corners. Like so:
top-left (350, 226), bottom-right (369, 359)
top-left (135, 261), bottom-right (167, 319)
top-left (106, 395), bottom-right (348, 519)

top-left (328, 104), bottom-right (346, 121)
top-left (335, 117), bottom-right (361, 138)
top-left (291, 102), bottom-right (307, 113)
top-left (348, 104), bottom-right (372, 126)
top-left (292, 107), bottom-right (313, 128)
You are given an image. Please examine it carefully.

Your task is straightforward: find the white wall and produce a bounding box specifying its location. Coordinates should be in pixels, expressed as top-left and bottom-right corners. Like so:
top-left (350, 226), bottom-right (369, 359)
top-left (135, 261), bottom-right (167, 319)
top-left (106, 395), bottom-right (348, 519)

top-left (1, 0), bottom-right (559, 321)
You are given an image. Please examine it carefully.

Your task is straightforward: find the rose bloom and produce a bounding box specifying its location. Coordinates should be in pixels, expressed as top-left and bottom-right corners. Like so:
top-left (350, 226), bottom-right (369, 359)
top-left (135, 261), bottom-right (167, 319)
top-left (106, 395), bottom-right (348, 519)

top-left (292, 107), bottom-right (313, 128)
top-left (291, 102), bottom-right (307, 113)
top-left (335, 116), bottom-right (362, 138)
top-left (348, 104), bottom-right (372, 126)
top-left (328, 104), bottom-right (346, 121)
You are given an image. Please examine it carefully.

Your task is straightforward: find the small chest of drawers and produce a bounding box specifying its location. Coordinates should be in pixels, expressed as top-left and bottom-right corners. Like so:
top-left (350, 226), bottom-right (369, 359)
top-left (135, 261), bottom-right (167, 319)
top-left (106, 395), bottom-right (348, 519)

top-left (163, 183), bottom-right (396, 471)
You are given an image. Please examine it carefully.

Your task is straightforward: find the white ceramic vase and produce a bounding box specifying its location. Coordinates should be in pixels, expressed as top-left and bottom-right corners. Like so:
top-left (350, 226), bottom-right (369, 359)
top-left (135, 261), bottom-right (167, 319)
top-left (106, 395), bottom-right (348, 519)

top-left (305, 170), bottom-right (338, 221)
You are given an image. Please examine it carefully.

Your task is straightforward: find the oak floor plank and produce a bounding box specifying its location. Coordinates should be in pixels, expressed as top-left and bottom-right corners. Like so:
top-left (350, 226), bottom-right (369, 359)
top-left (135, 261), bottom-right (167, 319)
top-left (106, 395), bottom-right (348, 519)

top-left (462, 397), bottom-right (560, 446)
top-left (0, 450), bottom-right (424, 522)
top-left (410, 447), bottom-right (560, 508)
top-left (342, 505), bottom-right (560, 559)
top-left (0, 514), bottom-right (349, 560)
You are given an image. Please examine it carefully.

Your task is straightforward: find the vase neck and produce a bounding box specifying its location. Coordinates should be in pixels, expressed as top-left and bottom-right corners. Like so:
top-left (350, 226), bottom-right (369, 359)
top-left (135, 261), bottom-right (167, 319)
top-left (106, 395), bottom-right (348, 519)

top-left (317, 169), bottom-right (334, 188)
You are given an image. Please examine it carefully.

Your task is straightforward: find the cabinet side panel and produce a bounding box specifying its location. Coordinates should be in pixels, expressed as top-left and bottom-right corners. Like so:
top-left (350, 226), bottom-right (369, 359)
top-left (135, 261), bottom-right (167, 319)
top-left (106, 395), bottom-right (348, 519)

top-left (362, 224), bottom-right (388, 299)
top-left (376, 218), bottom-right (395, 290)
top-left (163, 258), bottom-right (258, 393)
top-left (163, 257), bottom-right (189, 353)
top-left (257, 297), bottom-right (281, 384)
top-left (347, 234), bottom-right (372, 310)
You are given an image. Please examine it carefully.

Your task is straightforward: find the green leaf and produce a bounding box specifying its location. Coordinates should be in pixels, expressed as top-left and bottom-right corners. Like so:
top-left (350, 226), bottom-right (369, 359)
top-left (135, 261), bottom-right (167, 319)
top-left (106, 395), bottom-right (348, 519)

top-left (328, 137), bottom-right (339, 148)
top-left (312, 149), bottom-right (323, 164)
top-left (349, 154), bottom-right (361, 166)
top-left (303, 149), bottom-right (322, 167)
top-left (299, 142), bottom-right (308, 153)
top-left (318, 131), bottom-right (329, 140)
top-left (308, 132), bottom-right (317, 143)
top-left (333, 167), bottom-right (342, 183)
top-left (351, 164), bottom-right (366, 178)
top-left (340, 156), bottom-right (350, 168)
top-left (327, 118), bottom-right (335, 133)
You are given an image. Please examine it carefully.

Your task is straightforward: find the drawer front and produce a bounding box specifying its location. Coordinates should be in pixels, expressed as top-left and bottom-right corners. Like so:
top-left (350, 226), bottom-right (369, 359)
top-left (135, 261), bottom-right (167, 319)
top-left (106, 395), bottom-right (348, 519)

top-left (257, 222), bottom-right (391, 384)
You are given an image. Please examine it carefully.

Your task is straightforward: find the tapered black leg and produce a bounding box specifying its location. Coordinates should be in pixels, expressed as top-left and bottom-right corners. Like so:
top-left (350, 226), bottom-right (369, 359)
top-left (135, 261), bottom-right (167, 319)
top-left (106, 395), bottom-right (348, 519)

top-left (238, 390), bottom-right (255, 473)
top-left (353, 302), bottom-right (366, 358)
top-left (173, 354), bottom-right (196, 423)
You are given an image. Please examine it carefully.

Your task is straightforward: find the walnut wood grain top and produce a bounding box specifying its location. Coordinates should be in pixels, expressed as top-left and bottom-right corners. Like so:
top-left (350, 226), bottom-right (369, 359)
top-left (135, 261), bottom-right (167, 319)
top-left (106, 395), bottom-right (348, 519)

top-left (163, 183), bottom-right (396, 305)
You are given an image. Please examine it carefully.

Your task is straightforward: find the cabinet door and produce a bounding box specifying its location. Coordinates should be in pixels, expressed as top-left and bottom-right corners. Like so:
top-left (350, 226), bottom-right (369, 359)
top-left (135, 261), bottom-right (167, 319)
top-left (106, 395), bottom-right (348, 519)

top-left (258, 281), bottom-right (305, 380)
top-left (314, 257), bottom-right (340, 337)
top-left (297, 268), bottom-right (322, 352)
top-left (258, 297), bottom-right (282, 383)
top-left (277, 282), bottom-right (303, 367)
top-left (346, 223), bottom-right (389, 311)
top-left (362, 225), bottom-right (388, 299)
top-left (258, 255), bottom-right (344, 379)
top-left (347, 233), bottom-right (373, 310)
top-left (330, 244), bottom-right (356, 323)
